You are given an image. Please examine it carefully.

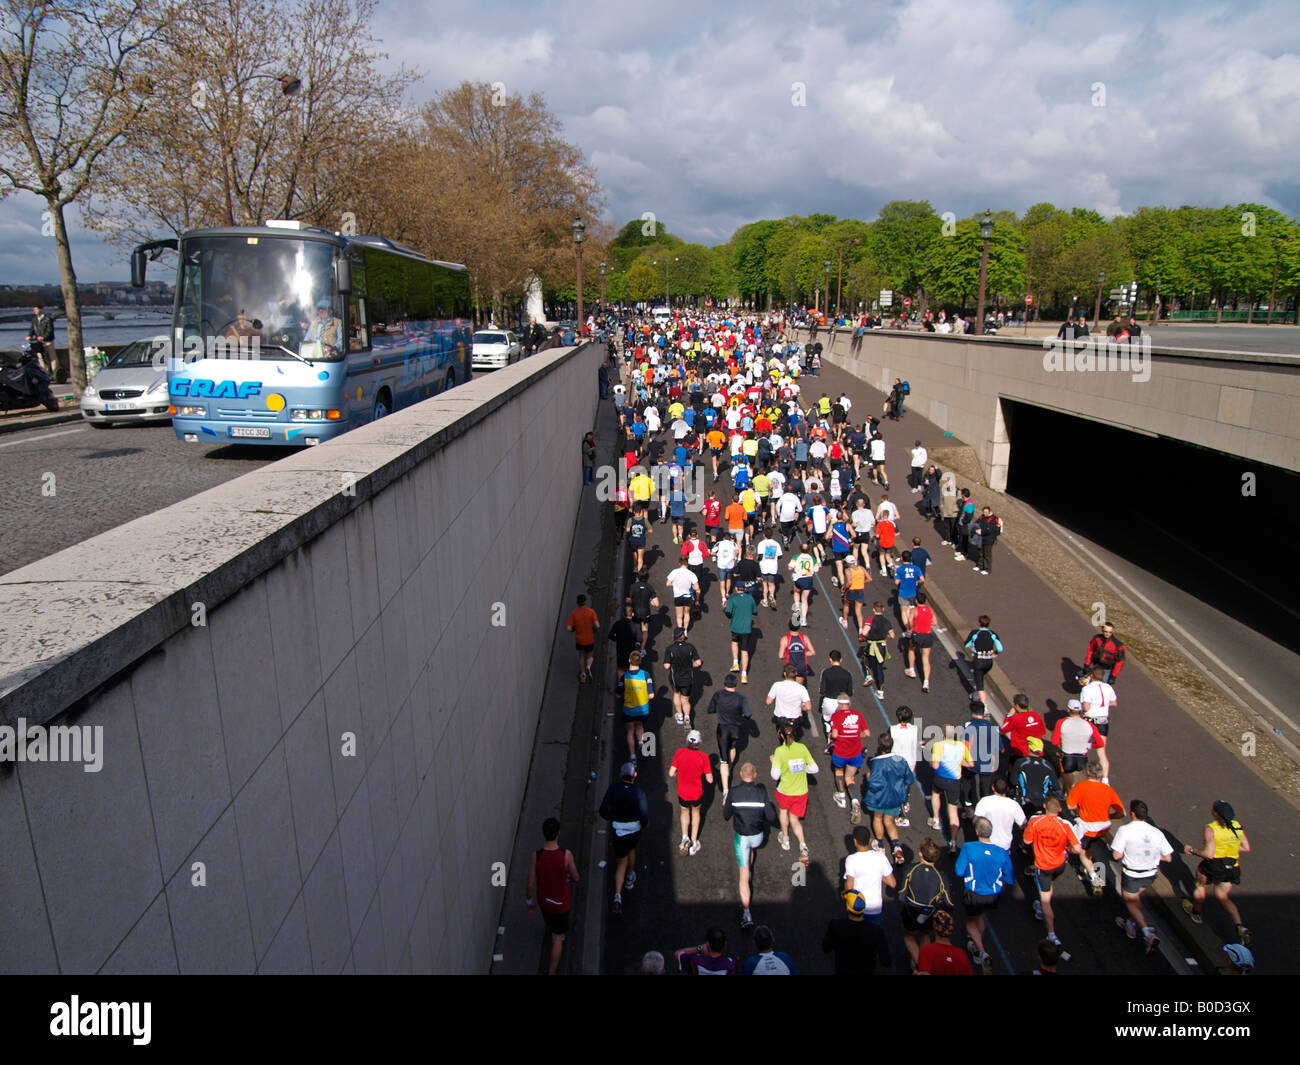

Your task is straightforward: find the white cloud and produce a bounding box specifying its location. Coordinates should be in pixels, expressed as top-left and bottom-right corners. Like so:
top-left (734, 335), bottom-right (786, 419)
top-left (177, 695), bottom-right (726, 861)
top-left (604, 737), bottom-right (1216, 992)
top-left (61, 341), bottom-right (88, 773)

top-left (1, 0), bottom-right (1297, 282)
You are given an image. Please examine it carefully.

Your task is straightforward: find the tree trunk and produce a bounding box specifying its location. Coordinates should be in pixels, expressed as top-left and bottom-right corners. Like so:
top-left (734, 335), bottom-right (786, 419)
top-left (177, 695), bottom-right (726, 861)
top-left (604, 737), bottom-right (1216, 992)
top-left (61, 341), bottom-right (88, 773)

top-left (1246, 294), bottom-right (1254, 325)
top-left (1216, 292), bottom-right (1223, 324)
top-left (49, 200), bottom-right (85, 391)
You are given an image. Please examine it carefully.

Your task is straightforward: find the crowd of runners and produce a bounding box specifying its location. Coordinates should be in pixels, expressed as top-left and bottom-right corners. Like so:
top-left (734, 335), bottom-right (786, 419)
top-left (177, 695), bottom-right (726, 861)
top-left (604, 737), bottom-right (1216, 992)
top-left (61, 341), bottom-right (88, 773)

top-left (535, 308), bottom-right (1256, 976)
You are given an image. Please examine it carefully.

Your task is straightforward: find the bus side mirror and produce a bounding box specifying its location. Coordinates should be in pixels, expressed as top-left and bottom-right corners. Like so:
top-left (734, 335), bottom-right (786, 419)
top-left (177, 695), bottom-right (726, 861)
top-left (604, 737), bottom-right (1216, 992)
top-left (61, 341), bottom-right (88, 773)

top-left (337, 258), bottom-right (352, 294)
top-left (131, 249), bottom-right (147, 288)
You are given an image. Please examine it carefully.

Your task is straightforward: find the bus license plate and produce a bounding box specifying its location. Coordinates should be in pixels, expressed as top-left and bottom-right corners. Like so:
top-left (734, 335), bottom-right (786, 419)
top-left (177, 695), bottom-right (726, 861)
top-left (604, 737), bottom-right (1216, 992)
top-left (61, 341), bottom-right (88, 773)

top-left (229, 427), bottom-right (271, 439)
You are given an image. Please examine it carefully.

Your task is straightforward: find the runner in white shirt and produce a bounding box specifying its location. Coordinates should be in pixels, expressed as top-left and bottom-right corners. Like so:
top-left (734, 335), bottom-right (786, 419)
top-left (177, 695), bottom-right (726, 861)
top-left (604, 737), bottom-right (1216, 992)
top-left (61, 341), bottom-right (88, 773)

top-left (755, 535), bottom-right (783, 608)
top-left (889, 706), bottom-right (921, 826)
top-left (973, 779), bottom-right (1027, 851)
top-left (1079, 668), bottom-right (1118, 735)
top-left (775, 490), bottom-right (803, 544)
top-left (671, 417), bottom-right (690, 441)
top-left (851, 503), bottom-right (876, 567)
top-left (1111, 800), bottom-right (1174, 953)
top-left (644, 407), bottom-right (662, 434)
top-left (766, 670), bottom-right (811, 724)
top-left (875, 496), bottom-right (899, 525)
top-left (909, 443), bottom-right (927, 493)
top-left (713, 537), bottom-right (739, 605)
top-left (843, 837), bottom-right (896, 918)
top-left (665, 564), bottom-right (700, 632)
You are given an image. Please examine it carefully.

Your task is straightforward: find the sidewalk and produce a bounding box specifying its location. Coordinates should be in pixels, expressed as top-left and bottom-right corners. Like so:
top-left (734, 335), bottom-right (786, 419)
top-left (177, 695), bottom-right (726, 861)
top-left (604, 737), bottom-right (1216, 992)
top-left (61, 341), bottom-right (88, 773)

top-left (806, 333), bottom-right (1299, 975)
top-left (490, 347), bottom-right (618, 975)
top-left (0, 386), bottom-right (81, 434)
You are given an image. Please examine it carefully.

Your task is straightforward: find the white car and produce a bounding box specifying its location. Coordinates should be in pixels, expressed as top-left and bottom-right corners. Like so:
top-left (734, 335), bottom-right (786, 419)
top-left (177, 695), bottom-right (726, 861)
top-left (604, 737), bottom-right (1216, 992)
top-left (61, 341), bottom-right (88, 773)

top-left (471, 330), bottom-right (522, 371)
top-left (80, 337), bottom-right (171, 427)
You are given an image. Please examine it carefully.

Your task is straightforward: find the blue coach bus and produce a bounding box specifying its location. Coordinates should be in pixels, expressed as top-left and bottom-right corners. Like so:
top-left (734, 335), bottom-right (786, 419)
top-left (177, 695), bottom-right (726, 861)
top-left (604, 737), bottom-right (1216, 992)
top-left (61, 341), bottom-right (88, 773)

top-left (131, 220), bottom-right (472, 446)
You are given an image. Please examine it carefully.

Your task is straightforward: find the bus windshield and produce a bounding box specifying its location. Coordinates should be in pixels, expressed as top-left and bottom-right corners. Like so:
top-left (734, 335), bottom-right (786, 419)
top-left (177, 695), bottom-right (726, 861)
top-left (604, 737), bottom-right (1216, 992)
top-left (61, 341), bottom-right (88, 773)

top-left (177, 234), bottom-right (342, 361)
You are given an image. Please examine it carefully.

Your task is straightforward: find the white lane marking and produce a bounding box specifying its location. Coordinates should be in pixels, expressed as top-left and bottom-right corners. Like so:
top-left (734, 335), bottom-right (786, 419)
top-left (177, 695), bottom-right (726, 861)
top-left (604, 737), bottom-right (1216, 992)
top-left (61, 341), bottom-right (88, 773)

top-left (0, 425), bottom-right (88, 449)
top-left (1018, 505), bottom-right (1300, 754)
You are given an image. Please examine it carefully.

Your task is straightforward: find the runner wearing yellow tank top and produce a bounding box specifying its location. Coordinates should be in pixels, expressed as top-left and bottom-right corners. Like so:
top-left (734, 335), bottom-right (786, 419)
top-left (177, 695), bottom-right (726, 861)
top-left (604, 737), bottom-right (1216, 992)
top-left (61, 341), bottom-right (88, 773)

top-left (1182, 799), bottom-right (1251, 947)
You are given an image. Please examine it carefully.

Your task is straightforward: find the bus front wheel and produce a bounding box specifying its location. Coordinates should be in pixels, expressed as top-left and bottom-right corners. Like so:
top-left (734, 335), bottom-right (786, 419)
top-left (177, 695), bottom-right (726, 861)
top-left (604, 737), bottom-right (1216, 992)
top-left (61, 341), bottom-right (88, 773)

top-left (443, 371), bottom-right (455, 393)
top-left (372, 390), bottom-right (391, 421)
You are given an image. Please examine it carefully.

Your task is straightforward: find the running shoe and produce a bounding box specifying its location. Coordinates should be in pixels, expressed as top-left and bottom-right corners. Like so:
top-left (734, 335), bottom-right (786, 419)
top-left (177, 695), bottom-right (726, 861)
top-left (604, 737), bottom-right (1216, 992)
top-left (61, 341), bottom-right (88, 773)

top-left (741, 908), bottom-right (754, 931)
top-left (769, 600), bottom-right (777, 611)
top-left (679, 836), bottom-right (690, 855)
top-left (611, 895), bottom-right (622, 916)
top-left (927, 817), bottom-right (941, 830)
top-left (839, 617), bottom-right (848, 628)
top-left (675, 713), bottom-right (685, 725)
top-left (1143, 928), bottom-right (1159, 954)
top-left (624, 872), bottom-right (636, 891)
top-left (740, 672), bottom-right (748, 684)
top-left (893, 844), bottom-right (905, 866)
top-left (904, 668), bottom-right (917, 678)
top-left (875, 689), bottom-right (884, 698)
top-left (688, 840), bottom-right (701, 857)
top-left (833, 791), bottom-right (847, 808)
top-left (851, 800), bottom-right (862, 825)
top-left (895, 817), bottom-right (910, 827)
top-left (1033, 900), bottom-right (1043, 921)
top-left (921, 683), bottom-right (929, 693)
top-left (980, 951), bottom-right (993, 975)
top-left (981, 570), bottom-right (989, 575)
top-left (778, 832), bottom-right (790, 851)
top-left (973, 565), bottom-right (981, 572)
top-left (731, 660), bottom-right (740, 670)
top-left (1116, 916), bottom-right (1138, 940)
top-left (948, 839), bottom-right (959, 856)
top-left (799, 843), bottom-right (810, 866)
top-left (1181, 899), bottom-right (1202, 924)
top-left (1237, 925), bottom-right (1252, 946)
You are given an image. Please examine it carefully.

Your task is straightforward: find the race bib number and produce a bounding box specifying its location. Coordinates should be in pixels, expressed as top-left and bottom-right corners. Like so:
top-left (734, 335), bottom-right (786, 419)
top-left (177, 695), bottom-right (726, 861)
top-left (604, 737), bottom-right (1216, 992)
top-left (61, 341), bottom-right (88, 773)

top-left (786, 758), bottom-right (807, 774)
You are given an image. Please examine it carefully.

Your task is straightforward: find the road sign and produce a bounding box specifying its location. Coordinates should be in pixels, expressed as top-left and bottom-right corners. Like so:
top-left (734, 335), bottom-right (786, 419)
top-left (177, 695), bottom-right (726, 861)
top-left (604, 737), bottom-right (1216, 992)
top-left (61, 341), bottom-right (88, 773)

top-left (1109, 288), bottom-right (1125, 301)
top-left (880, 289), bottom-right (893, 306)
top-left (1025, 296), bottom-right (1033, 305)
top-left (903, 297), bottom-right (911, 308)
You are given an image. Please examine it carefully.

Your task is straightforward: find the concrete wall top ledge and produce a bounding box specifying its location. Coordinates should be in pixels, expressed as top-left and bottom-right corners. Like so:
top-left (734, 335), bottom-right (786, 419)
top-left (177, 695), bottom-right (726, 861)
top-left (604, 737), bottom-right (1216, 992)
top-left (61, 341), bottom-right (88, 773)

top-left (0, 343), bottom-right (594, 729)
top-left (835, 326), bottom-right (1300, 369)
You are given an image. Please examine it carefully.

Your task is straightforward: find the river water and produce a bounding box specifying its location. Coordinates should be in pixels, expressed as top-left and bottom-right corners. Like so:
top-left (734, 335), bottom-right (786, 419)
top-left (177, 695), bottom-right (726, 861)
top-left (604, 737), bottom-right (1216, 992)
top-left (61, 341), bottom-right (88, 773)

top-left (0, 308), bottom-right (172, 351)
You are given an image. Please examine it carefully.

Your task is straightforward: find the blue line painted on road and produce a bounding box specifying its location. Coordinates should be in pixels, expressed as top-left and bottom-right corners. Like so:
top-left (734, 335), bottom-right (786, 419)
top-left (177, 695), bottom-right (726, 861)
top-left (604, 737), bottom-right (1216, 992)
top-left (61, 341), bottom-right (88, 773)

top-left (812, 566), bottom-right (1015, 976)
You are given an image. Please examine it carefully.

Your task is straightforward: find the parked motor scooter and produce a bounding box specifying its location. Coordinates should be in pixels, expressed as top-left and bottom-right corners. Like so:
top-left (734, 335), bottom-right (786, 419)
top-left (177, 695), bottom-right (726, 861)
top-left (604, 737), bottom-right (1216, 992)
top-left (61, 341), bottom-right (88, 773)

top-left (0, 344), bottom-right (61, 413)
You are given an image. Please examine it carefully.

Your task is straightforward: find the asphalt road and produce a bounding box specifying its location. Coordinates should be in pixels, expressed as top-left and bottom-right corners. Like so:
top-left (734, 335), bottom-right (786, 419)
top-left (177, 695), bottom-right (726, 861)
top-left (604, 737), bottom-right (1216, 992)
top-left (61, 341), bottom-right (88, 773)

top-left (600, 411), bottom-right (1176, 976)
top-left (0, 420), bottom-right (279, 576)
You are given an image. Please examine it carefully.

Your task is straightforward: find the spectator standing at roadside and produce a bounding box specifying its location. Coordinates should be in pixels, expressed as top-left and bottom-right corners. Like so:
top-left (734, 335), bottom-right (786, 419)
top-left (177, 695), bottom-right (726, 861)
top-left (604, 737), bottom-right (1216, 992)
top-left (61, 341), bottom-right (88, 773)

top-left (1084, 622), bottom-right (1127, 686)
top-left (972, 506), bottom-right (1002, 575)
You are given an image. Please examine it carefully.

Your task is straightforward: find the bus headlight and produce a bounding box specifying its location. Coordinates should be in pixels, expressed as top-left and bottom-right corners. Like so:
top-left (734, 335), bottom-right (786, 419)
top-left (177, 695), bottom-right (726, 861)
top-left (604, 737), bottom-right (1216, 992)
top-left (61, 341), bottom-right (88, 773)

top-left (177, 405), bottom-right (205, 416)
top-left (291, 408), bottom-right (325, 420)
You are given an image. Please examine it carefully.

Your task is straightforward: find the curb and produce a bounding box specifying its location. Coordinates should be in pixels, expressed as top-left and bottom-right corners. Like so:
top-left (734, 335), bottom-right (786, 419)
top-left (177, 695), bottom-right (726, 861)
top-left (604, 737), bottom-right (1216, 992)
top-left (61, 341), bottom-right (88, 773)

top-left (0, 408), bottom-right (82, 435)
top-left (922, 568), bottom-right (1224, 975)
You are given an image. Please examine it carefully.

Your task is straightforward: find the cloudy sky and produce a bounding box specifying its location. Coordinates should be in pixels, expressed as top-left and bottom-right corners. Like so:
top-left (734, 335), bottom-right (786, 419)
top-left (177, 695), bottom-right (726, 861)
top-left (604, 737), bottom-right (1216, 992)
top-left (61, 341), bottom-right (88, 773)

top-left (4, 0), bottom-right (1299, 283)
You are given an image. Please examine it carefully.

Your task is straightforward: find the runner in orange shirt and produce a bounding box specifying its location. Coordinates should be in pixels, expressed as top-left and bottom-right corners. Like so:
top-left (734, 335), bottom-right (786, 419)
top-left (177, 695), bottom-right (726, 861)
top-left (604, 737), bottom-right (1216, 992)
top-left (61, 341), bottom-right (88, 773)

top-left (1022, 795), bottom-right (1098, 958)
top-left (566, 594), bottom-right (600, 683)
top-left (706, 428), bottom-right (728, 482)
top-left (1065, 762), bottom-right (1123, 892)
top-left (724, 494), bottom-right (748, 547)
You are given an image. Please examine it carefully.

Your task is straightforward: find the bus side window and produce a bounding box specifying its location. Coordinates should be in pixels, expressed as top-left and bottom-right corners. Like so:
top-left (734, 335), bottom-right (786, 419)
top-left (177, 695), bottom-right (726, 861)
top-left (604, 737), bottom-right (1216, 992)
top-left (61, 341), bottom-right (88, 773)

top-left (349, 295), bottom-right (369, 351)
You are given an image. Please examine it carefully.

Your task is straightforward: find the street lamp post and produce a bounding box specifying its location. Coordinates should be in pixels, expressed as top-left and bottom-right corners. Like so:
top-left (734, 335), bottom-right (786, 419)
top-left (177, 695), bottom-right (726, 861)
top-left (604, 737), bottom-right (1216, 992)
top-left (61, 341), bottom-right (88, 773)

top-left (849, 273), bottom-right (857, 316)
top-left (1093, 268), bottom-right (1106, 328)
top-left (823, 260), bottom-right (831, 317)
top-left (599, 260), bottom-right (607, 314)
top-left (572, 216), bottom-right (586, 334)
top-left (974, 210), bottom-right (993, 335)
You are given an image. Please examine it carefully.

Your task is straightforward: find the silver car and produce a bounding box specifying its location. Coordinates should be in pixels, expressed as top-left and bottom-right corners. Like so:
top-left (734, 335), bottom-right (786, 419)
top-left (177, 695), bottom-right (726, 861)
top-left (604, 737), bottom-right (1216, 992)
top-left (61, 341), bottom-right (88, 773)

top-left (80, 338), bottom-right (171, 427)
top-left (470, 329), bottom-right (521, 371)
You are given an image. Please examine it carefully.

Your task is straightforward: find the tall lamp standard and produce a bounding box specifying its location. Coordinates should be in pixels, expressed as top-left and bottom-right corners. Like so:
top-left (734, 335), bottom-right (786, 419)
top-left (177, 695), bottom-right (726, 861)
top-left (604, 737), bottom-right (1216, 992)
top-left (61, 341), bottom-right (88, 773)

top-left (849, 272), bottom-right (857, 314)
top-left (1093, 268), bottom-right (1106, 327)
top-left (572, 216), bottom-right (586, 334)
top-left (599, 260), bottom-right (607, 314)
top-left (974, 210), bottom-right (993, 335)
top-left (823, 260), bottom-right (831, 317)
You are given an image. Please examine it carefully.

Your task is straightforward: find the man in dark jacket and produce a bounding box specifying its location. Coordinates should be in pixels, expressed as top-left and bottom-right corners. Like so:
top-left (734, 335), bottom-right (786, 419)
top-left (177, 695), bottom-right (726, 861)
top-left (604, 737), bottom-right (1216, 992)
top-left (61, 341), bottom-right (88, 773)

top-left (973, 506), bottom-right (1002, 575)
top-left (823, 890), bottom-right (892, 974)
top-left (27, 304), bottom-right (57, 379)
top-left (522, 317), bottom-right (547, 356)
top-left (723, 761), bottom-right (777, 930)
top-left (600, 763), bottom-right (649, 917)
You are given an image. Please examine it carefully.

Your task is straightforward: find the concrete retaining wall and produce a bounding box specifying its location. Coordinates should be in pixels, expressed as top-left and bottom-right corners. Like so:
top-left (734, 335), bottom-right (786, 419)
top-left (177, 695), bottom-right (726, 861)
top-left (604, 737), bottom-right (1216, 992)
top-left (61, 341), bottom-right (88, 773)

top-left (813, 327), bottom-right (1300, 490)
top-left (0, 343), bottom-right (600, 973)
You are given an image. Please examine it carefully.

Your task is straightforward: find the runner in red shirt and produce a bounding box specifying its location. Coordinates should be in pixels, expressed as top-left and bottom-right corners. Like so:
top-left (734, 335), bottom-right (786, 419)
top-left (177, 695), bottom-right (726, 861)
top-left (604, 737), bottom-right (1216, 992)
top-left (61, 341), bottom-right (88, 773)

top-left (525, 817), bottom-right (580, 975)
top-left (829, 695), bottom-right (870, 823)
top-left (670, 731), bottom-right (715, 856)
top-left (701, 492), bottom-right (723, 544)
top-left (905, 590), bottom-right (936, 692)
top-left (999, 694), bottom-right (1046, 759)
top-left (875, 518), bottom-right (897, 576)
top-left (1022, 795), bottom-right (1098, 955)
top-left (914, 910), bottom-right (972, 975)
